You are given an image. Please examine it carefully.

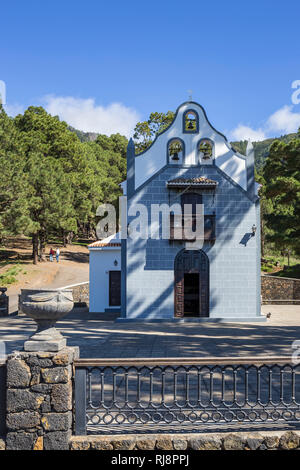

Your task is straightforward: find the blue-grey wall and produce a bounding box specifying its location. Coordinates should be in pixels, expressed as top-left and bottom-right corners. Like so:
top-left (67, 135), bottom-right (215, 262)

top-left (125, 165), bottom-right (261, 320)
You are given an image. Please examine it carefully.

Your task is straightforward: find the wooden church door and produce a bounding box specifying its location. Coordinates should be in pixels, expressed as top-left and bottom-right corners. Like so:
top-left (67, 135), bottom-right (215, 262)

top-left (174, 250), bottom-right (209, 318)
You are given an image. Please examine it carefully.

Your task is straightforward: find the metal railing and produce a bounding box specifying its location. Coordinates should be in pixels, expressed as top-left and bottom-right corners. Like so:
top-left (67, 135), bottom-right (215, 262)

top-left (74, 357), bottom-right (300, 435)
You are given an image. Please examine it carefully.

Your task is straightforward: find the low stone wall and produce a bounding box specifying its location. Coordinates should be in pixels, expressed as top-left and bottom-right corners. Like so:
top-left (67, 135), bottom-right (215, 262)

top-left (70, 431), bottom-right (300, 451)
top-left (261, 275), bottom-right (300, 301)
top-left (67, 283), bottom-right (89, 306)
top-left (5, 347), bottom-right (78, 450)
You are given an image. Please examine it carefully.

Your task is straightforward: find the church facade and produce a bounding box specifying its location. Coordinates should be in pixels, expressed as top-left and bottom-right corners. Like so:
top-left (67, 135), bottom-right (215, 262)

top-left (89, 101), bottom-right (263, 322)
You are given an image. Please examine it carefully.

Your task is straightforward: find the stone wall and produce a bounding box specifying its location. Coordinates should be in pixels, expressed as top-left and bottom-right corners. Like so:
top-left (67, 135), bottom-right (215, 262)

top-left (69, 283), bottom-right (89, 306)
top-left (5, 347), bottom-right (78, 450)
top-left (70, 431), bottom-right (300, 451)
top-left (261, 275), bottom-right (300, 301)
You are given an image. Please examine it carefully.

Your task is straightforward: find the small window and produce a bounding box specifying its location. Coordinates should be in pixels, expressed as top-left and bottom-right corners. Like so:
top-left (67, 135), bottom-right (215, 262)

top-left (183, 110), bottom-right (199, 133)
top-left (168, 138), bottom-right (184, 163)
top-left (198, 139), bottom-right (213, 161)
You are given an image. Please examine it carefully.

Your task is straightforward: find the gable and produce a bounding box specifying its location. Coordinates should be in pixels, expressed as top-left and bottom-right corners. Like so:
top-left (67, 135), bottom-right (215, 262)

top-left (134, 101), bottom-right (248, 192)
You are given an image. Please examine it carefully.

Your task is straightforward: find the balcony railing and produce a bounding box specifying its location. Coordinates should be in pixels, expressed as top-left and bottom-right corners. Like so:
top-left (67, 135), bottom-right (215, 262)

top-left (169, 214), bottom-right (216, 241)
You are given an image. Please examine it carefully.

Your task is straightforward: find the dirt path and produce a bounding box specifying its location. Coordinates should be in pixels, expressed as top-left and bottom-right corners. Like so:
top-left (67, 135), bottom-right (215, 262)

top-left (0, 241), bottom-right (89, 313)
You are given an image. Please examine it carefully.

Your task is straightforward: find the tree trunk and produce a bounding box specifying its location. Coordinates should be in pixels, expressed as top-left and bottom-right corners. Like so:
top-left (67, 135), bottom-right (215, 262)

top-left (38, 232), bottom-right (47, 262)
top-left (67, 231), bottom-right (74, 245)
top-left (62, 230), bottom-right (67, 248)
top-left (32, 234), bottom-right (39, 265)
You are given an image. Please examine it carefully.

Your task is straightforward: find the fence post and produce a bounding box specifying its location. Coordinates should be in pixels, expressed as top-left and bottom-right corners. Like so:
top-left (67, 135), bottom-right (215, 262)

top-left (75, 367), bottom-right (87, 435)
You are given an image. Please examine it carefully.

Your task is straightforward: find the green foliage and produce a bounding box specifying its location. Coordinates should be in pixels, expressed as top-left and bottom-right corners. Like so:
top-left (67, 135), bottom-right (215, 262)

top-left (231, 132), bottom-right (298, 173)
top-left (262, 131), bottom-right (300, 256)
top-left (0, 105), bottom-right (128, 262)
top-left (133, 111), bottom-right (175, 153)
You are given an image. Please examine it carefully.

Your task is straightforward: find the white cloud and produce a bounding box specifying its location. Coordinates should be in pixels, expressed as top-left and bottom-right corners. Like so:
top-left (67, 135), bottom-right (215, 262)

top-left (230, 124), bottom-right (266, 142)
top-left (43, 95), bottom-right (140, 137)
top-left (4, 103), bottom-right (24, 117)
top-left (230, 104), bottom-right (300, 142)
top-left (266, 105), bottom-right (300, 134)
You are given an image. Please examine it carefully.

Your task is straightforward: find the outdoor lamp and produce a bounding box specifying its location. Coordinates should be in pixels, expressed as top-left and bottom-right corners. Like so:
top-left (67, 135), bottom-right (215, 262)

top-left (252, 224), bottom-right (257, 236)
top-left (114, 259), bottom-right (118, 266)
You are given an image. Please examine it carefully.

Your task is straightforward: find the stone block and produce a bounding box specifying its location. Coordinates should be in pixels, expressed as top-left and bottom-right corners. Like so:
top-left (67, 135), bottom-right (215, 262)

top-left (136, 438), bottom-right (156, 450)
top-left (112, 438), bottom-right (136, 450)
top-left (70, 439), bottom-right (91, 450)
top-left (41, 366), bottom-right (71, 384)
top-left (26, 356), bottom-right (53, 368)
top-left (245, 433), bottom-right (264, 450)
top-left (41, 412), bottom-right (72, 432)
top-left (223, 434), bottom-right (246, 450)
top-left (0, 438), bottom-right (5, 450)
top-left (7, 411), bottom-right (40, 431)
top-left (173, 438), bottom-right (188, 450)
top-left (279, 431), bottom-right (300, 450)
top-left (6, 431), bottom-right (37, 450)
top-left (7, 359), bottom-right (31, 388)
top-left (33, 436), bottom-right (43, 450)
top-left (156, 437), bottom-right (173, 450)
top-left (189, 436), bottom-right (222, 450)
top-left (90, 440), bottom-right (114, 450)
top-left (7, 389), bottom-right (45, 412)
top-left (264, 435), bottom-right (280, 449)
top-left (51, 382), bottom-right (72, 412)
top-left (43, 430), bottom-right (71, 450)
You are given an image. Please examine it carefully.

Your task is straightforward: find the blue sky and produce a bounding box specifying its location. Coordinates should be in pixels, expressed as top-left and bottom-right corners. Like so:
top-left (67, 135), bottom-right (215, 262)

top-left (1, 0), bottom-right (300, 140)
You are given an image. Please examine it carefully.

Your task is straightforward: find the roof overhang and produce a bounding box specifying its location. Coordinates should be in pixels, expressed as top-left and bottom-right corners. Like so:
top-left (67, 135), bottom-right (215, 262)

top-left (166, 177), bottom-right (218, 190)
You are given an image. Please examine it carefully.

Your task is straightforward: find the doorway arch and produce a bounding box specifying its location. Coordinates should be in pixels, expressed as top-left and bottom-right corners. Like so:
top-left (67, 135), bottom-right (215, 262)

top-left (174, 249), bottom-right (209, 318)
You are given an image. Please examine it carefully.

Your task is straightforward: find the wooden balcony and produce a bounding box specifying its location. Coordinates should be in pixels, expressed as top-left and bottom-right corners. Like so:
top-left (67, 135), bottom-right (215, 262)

top-left (169, 214), bottom-right (216, 241)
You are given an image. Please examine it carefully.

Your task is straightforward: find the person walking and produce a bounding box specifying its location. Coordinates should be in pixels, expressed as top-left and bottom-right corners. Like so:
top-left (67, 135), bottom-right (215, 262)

top-left (49, 247), bottom-right (54, 262)
top-left (56, 247), bottom-right (60, 263)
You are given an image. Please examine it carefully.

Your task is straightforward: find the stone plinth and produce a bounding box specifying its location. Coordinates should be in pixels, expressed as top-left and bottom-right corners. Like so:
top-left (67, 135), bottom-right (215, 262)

top-left (6, 347), bottom-right (78, 450)
top-left (70, 431), bottom-right (300, 451)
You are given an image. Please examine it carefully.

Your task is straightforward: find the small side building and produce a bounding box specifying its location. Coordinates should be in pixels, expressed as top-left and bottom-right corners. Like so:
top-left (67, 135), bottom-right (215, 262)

top-left (88, 233), bottom-right (121, 313)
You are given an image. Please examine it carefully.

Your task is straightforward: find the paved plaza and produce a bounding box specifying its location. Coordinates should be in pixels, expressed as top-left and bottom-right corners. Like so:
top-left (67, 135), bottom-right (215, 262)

top-left (1, 305), bottom-right (300, 358)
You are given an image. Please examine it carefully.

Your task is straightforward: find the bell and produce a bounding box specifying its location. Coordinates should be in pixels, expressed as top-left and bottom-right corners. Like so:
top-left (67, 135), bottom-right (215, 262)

top-left (188, 119), bottom-right (194, 130)
top-left (172, 152), bottom-right (179, 161)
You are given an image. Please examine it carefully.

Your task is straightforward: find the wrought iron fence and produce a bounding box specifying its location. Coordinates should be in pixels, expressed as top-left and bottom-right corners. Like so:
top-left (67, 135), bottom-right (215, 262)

top-left (74, 357), bottom-right (300, 435)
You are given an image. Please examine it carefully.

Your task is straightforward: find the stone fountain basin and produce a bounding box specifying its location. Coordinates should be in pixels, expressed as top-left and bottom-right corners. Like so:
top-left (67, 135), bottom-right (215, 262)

top-left (20, 288), bottom-right (74, 321)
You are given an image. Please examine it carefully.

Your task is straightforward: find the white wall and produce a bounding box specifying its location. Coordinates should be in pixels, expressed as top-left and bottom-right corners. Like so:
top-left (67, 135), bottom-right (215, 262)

top-left (134, 102), bottom-right (247, 191)
top-left (89, 248), bottom-right (121, 313)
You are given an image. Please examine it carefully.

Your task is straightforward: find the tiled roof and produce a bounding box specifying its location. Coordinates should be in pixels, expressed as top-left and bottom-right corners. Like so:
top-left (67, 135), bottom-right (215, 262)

top-left (167, 177), bottom-right (218, 187)
top-left (88, 232), bottom-right (121, 248)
